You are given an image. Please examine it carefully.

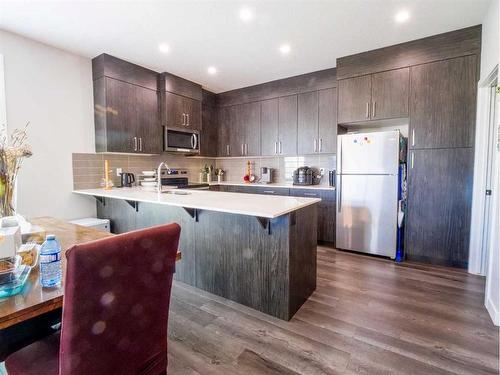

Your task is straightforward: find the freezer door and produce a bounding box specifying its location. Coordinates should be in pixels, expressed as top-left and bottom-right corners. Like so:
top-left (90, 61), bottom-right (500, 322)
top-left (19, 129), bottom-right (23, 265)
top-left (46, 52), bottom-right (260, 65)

top-left (337, 131), bottom-right (400, 175)
top-left (336, 174), bottom-right (398, 258)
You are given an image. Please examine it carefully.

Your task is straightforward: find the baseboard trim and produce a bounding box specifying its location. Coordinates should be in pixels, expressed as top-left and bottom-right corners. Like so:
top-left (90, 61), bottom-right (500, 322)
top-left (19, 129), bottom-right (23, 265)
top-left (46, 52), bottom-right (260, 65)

top-left (486, 296), bottom-right (500, 326)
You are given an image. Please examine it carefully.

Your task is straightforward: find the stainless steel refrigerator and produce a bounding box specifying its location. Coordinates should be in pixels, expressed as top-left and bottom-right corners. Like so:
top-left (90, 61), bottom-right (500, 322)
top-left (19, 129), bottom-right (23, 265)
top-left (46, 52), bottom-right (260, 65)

top-left (336, 130), bottom-right (401, 258)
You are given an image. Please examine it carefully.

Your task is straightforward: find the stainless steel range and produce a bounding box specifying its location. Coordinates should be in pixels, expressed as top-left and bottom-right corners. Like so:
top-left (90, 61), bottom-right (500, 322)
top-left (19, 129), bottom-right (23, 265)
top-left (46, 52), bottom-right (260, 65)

top-left (159, 167), bottom-right (209, 190)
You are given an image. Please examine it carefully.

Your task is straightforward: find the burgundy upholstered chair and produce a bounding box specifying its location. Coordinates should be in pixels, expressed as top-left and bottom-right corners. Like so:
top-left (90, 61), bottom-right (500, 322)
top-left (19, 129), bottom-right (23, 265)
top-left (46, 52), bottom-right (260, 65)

top-left (5, 223), bottom-right (181, 375)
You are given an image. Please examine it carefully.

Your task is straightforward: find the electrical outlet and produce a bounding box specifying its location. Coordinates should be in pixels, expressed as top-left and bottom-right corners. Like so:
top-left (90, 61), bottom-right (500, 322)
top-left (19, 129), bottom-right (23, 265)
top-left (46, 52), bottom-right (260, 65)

top-left (116, 168), bottom-right (122, 176)
top-left (319, 168), bottom-right (325, 176)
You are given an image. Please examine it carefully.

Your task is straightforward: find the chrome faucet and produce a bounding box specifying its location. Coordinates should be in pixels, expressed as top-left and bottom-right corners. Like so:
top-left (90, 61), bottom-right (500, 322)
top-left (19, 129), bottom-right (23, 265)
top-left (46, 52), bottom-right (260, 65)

top-left (157, 162), bottom-right (170, 194)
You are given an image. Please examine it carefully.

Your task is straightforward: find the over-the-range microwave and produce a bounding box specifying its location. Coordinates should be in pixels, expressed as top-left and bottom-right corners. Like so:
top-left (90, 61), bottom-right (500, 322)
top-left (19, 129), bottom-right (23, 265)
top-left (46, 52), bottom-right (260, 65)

top-left (164, 127), bottom-right (200, 155)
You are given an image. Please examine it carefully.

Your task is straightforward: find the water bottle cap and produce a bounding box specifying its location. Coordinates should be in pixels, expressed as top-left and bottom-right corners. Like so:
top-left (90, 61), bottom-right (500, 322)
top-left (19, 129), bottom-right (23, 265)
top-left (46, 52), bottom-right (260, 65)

top-left (46, 234), bottom-right (56, 240)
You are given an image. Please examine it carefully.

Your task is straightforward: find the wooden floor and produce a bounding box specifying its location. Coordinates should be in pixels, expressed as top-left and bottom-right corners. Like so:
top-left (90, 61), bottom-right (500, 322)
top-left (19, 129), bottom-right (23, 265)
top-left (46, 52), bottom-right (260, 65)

top-left (166, 246), bottom-right (499, 375)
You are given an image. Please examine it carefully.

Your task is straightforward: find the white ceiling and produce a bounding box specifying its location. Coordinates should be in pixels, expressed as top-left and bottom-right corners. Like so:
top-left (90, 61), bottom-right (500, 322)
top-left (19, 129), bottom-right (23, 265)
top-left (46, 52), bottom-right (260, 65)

top-left (0, 0), bottom-right (490, 93)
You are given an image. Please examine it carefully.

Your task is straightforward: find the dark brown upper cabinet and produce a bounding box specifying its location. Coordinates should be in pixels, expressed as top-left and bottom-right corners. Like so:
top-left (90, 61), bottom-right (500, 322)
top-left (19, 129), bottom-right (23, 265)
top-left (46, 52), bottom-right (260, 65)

top-left (298, 91), bottom-right (319, 155)
top-left (409, 55), bottom-right (477, 149)
top-left (164, 92), bottom-right (201, 130)
top-left (337, 67), bottom-right (409, 124)
top-left (225, 102), bottom-right (261, 157)
top-left (92, 54), bottom-right (161, 154)
top-left (218, 106), bottom-right (231, 156)
top-left (338, 75), bottom-right (371, 124)
top-left (260, 98), bottom-right (279, 156)
top-left (200, 90), bottom-right (218, 158)
top-left (278, 95), bottom-right (298, 156)
top-left (298, 88), bottom-right (338, 155)
top-left (371, 68), bottom-right (409, 120)
top-left (318, 88), bottom-right (338, 154)
top-left (160, 72), bottom-right (202, 131)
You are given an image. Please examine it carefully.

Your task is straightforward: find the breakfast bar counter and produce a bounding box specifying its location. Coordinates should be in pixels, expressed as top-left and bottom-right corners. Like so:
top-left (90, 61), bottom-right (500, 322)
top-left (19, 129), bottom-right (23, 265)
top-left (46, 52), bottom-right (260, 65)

top-left (74, 187), bottom-right (319, 320)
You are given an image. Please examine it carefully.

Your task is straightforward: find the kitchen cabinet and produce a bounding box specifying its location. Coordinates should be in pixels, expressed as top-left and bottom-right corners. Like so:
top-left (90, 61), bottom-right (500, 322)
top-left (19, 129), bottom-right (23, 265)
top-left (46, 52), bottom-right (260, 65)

top-left (218, 106), bottom-right (231, 156)
top-left (297, 88), bottom-right (338, 155)
top-left (405, 147), bottom-right (473, 268)
top-left (94, 77), bottom-right (161, 154)
top-left (261, 98), bottom-right (279, 156)
top-left (298, 91), bottom-right (319, 155)
top-left (289, 189), bottom-right (336, 244)
top-left (409, 55), bottom-right (476, 149)
top-left (337, 68), bottom-right (409, 124)
top-left (318, 88), bottom-right (338, 154)
top-left (371, 68), bottom-right (409, 120)
top-left (164, 92), bottom-right (201, 130)
top-left (200, 90), bottom-right (218, 157)
top-left (338, 75), bottom-right (371, 123)
top-left (230, 102), bottom-right (261, 156)
top-left (278, 95), bottom-right (298, 155)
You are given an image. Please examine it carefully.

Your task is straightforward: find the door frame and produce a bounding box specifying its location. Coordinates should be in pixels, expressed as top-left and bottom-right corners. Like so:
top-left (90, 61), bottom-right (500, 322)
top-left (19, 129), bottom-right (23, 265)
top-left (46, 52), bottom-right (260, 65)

top-left (468, 65), bottom-right (498, 275)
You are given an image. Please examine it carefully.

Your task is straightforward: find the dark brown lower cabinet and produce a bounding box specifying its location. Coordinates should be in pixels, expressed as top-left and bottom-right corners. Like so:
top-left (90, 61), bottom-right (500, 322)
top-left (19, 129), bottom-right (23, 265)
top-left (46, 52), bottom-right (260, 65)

top-left (211, 185), bottom-right (336, 244)
top-left (405, 147), bottom-right (474, 268)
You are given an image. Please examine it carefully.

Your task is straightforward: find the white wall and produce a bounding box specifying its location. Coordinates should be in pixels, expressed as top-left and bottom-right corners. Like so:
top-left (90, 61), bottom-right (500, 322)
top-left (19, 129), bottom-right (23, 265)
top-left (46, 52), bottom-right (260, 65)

top-left (0, 30), bottom-right (96, 220)
top-left (480, 0), bottom-right (499, 81)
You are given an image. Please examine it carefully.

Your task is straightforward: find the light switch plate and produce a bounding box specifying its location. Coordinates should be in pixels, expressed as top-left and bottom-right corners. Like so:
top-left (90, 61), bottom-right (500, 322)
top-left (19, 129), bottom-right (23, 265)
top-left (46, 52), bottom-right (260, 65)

top-left (116, 168), bottom-right (122, 176)
top-left (319, 168), bottom-right (325, 176)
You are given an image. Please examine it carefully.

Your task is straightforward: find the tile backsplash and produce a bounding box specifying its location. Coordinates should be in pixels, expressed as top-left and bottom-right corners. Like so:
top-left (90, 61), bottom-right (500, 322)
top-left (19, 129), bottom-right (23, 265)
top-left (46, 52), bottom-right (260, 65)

top-left (72, 153), bottom-right (336, 189)
top-left (215, 154), bottom-right (336, 186)
top-left (72, 153), bottom-right (215, 190)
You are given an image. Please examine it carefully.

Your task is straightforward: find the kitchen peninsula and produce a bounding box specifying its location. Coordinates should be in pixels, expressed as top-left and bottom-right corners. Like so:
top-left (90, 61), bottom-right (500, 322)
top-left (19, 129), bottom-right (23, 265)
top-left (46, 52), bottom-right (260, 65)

top-left (74, 188), bottom-right (320, 320)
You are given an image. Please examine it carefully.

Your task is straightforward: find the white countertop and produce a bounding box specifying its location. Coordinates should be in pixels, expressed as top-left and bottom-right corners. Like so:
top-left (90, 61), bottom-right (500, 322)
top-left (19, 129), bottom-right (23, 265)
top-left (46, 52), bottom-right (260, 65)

top-left (73, 187), bottom-right (321, 219)
top-left (209, 182), bottom-right (336, 190)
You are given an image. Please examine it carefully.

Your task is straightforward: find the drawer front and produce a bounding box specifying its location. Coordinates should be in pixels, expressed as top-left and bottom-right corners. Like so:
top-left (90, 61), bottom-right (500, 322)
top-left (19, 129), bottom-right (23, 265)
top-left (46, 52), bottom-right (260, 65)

top-left (290, 188), bottom-right (336, 201)
top-left (254, 187), bottom-right (290, 196)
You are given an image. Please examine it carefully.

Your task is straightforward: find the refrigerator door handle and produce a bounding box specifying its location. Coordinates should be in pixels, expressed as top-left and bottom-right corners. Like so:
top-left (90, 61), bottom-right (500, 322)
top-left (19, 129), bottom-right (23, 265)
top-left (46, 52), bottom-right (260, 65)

top-left (337, 174), bottom-right (342, 212)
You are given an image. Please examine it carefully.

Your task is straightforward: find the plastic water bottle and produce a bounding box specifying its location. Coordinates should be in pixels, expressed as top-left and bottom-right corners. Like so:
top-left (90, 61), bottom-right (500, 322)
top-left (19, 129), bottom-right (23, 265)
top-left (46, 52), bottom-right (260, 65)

top-left (40, 234), bottom-right (62, 287)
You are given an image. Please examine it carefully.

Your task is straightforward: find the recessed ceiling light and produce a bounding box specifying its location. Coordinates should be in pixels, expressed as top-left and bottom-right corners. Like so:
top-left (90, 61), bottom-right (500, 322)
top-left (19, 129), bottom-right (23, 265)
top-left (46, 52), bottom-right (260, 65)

top-left (279, 44), bottom-right (291, 55)
top-left (239, 7), bottom-right (253, 22)
top-left (158, 43), bottom-right (170, 54)
top-left (395, 10), bottom-right (410, 23)
top-left (207, 66), bottom-right (217, 75)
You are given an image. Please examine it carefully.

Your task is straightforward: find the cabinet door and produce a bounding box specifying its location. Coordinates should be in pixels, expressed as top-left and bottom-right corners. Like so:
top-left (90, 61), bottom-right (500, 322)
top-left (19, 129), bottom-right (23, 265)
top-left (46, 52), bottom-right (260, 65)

top-left (241, 102), bottom-right (261, 156)
top-left (337, 75), bottom-right (371, 124)
top-left (135, 86), bottom-right (161, 154)
top-left (201, 102), bottom-right (218, 157)
top-left (278, 95), bottom-right (298, 156)
top-left (298, 91), bottom-right (319, 155)
top-left (184, 97), bottom-right (201, 130)
top-left (409, 55), bottom-right (477, 149)
top-left (105, 78), bottom-right (136, 152)
top-left (405, 148), bottom-right (473, 268)
top-left (371, 68), bottom-right (409, 120)
top-left (218, 107), bottom-right (230, 156)
top-left (318, 88), bottom-right (337, 154)
top-left (164, 92), bottom-right (185, 128)
top-left (261, 98), bottom-right (279, 156)
top-left (230, 105), bottom-right (245, 156)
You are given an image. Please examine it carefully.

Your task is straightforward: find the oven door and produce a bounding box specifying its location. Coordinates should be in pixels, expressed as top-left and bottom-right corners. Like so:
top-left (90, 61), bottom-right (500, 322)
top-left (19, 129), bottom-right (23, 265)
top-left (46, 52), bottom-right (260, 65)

top-left (164, 128), bottom-right (200, 154)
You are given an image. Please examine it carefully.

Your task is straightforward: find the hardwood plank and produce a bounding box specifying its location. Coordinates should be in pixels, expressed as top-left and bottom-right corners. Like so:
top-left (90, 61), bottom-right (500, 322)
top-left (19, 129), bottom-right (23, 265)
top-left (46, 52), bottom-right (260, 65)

top-left (167, 247), bottom-right (499, 375)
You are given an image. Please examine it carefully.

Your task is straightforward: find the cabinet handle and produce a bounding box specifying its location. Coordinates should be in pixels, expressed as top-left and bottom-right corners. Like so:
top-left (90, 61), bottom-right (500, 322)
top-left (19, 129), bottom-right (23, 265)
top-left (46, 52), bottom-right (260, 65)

top-left (139, 137), bottom-right (143, 152)
top-left (412, 129), bottom-right (415, 147)
top-left (372, 101), bottom-right (376, 118)
top-left (279, 141), bottom-right (283, 154)
top-left (411, 152), bottom-right (414, 169)
top-left (366, 102), bottom-right (370, 119)
top-left (245, 144), bottom-right (248, 155)
top-left (226, 144), bottom-right (230, 156)
top-left (314, 139), bottom-right (317, 153)
top-left (304, 192), bottom-right (318, 197)
top-left (182, 113), bottom-right (186, 126)
top-left (263, 190), bottom-right (275, 194)
top-left (133, 137), bottom-right (138, 151)
top-left (186, 114), bottom-right (190, 126)
top-left (274, 141), bottom-right (277, 155)
top-left (319, 138), bottom-right (323, 153)
top-left (241, 144), bottom-right (244, 155)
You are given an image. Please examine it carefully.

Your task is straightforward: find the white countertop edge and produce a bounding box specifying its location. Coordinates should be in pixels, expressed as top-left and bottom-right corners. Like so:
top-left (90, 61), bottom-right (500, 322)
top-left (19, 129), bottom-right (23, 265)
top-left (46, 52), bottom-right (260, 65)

top-left (208, 182), bottom-right (336, 190)
top-left (73, 189), bottom-right (321, 219)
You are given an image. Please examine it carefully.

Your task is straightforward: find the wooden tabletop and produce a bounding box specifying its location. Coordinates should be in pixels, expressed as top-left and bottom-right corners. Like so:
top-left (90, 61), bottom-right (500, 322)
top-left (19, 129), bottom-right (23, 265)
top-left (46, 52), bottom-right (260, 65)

top-left (0, 217), bottom-right (181, 330)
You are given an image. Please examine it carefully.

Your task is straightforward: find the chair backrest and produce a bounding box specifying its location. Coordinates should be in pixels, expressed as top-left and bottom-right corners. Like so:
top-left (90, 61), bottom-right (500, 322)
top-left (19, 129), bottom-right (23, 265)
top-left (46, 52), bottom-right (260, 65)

top-left (59, 223), bottom-right (181, 375)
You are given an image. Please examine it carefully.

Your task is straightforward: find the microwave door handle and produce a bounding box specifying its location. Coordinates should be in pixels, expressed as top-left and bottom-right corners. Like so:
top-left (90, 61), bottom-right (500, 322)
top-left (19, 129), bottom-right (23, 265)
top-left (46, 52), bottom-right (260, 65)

top-left (194, 134), bottom-right (198, 149)
top-left (191, 134), bottom-right (195, 149)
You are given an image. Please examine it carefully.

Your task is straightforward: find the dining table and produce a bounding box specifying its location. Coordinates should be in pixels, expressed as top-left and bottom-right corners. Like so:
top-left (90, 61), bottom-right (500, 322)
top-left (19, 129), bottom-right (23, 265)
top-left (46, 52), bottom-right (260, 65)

top-left (0, 216), bottom-right (181, 330)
